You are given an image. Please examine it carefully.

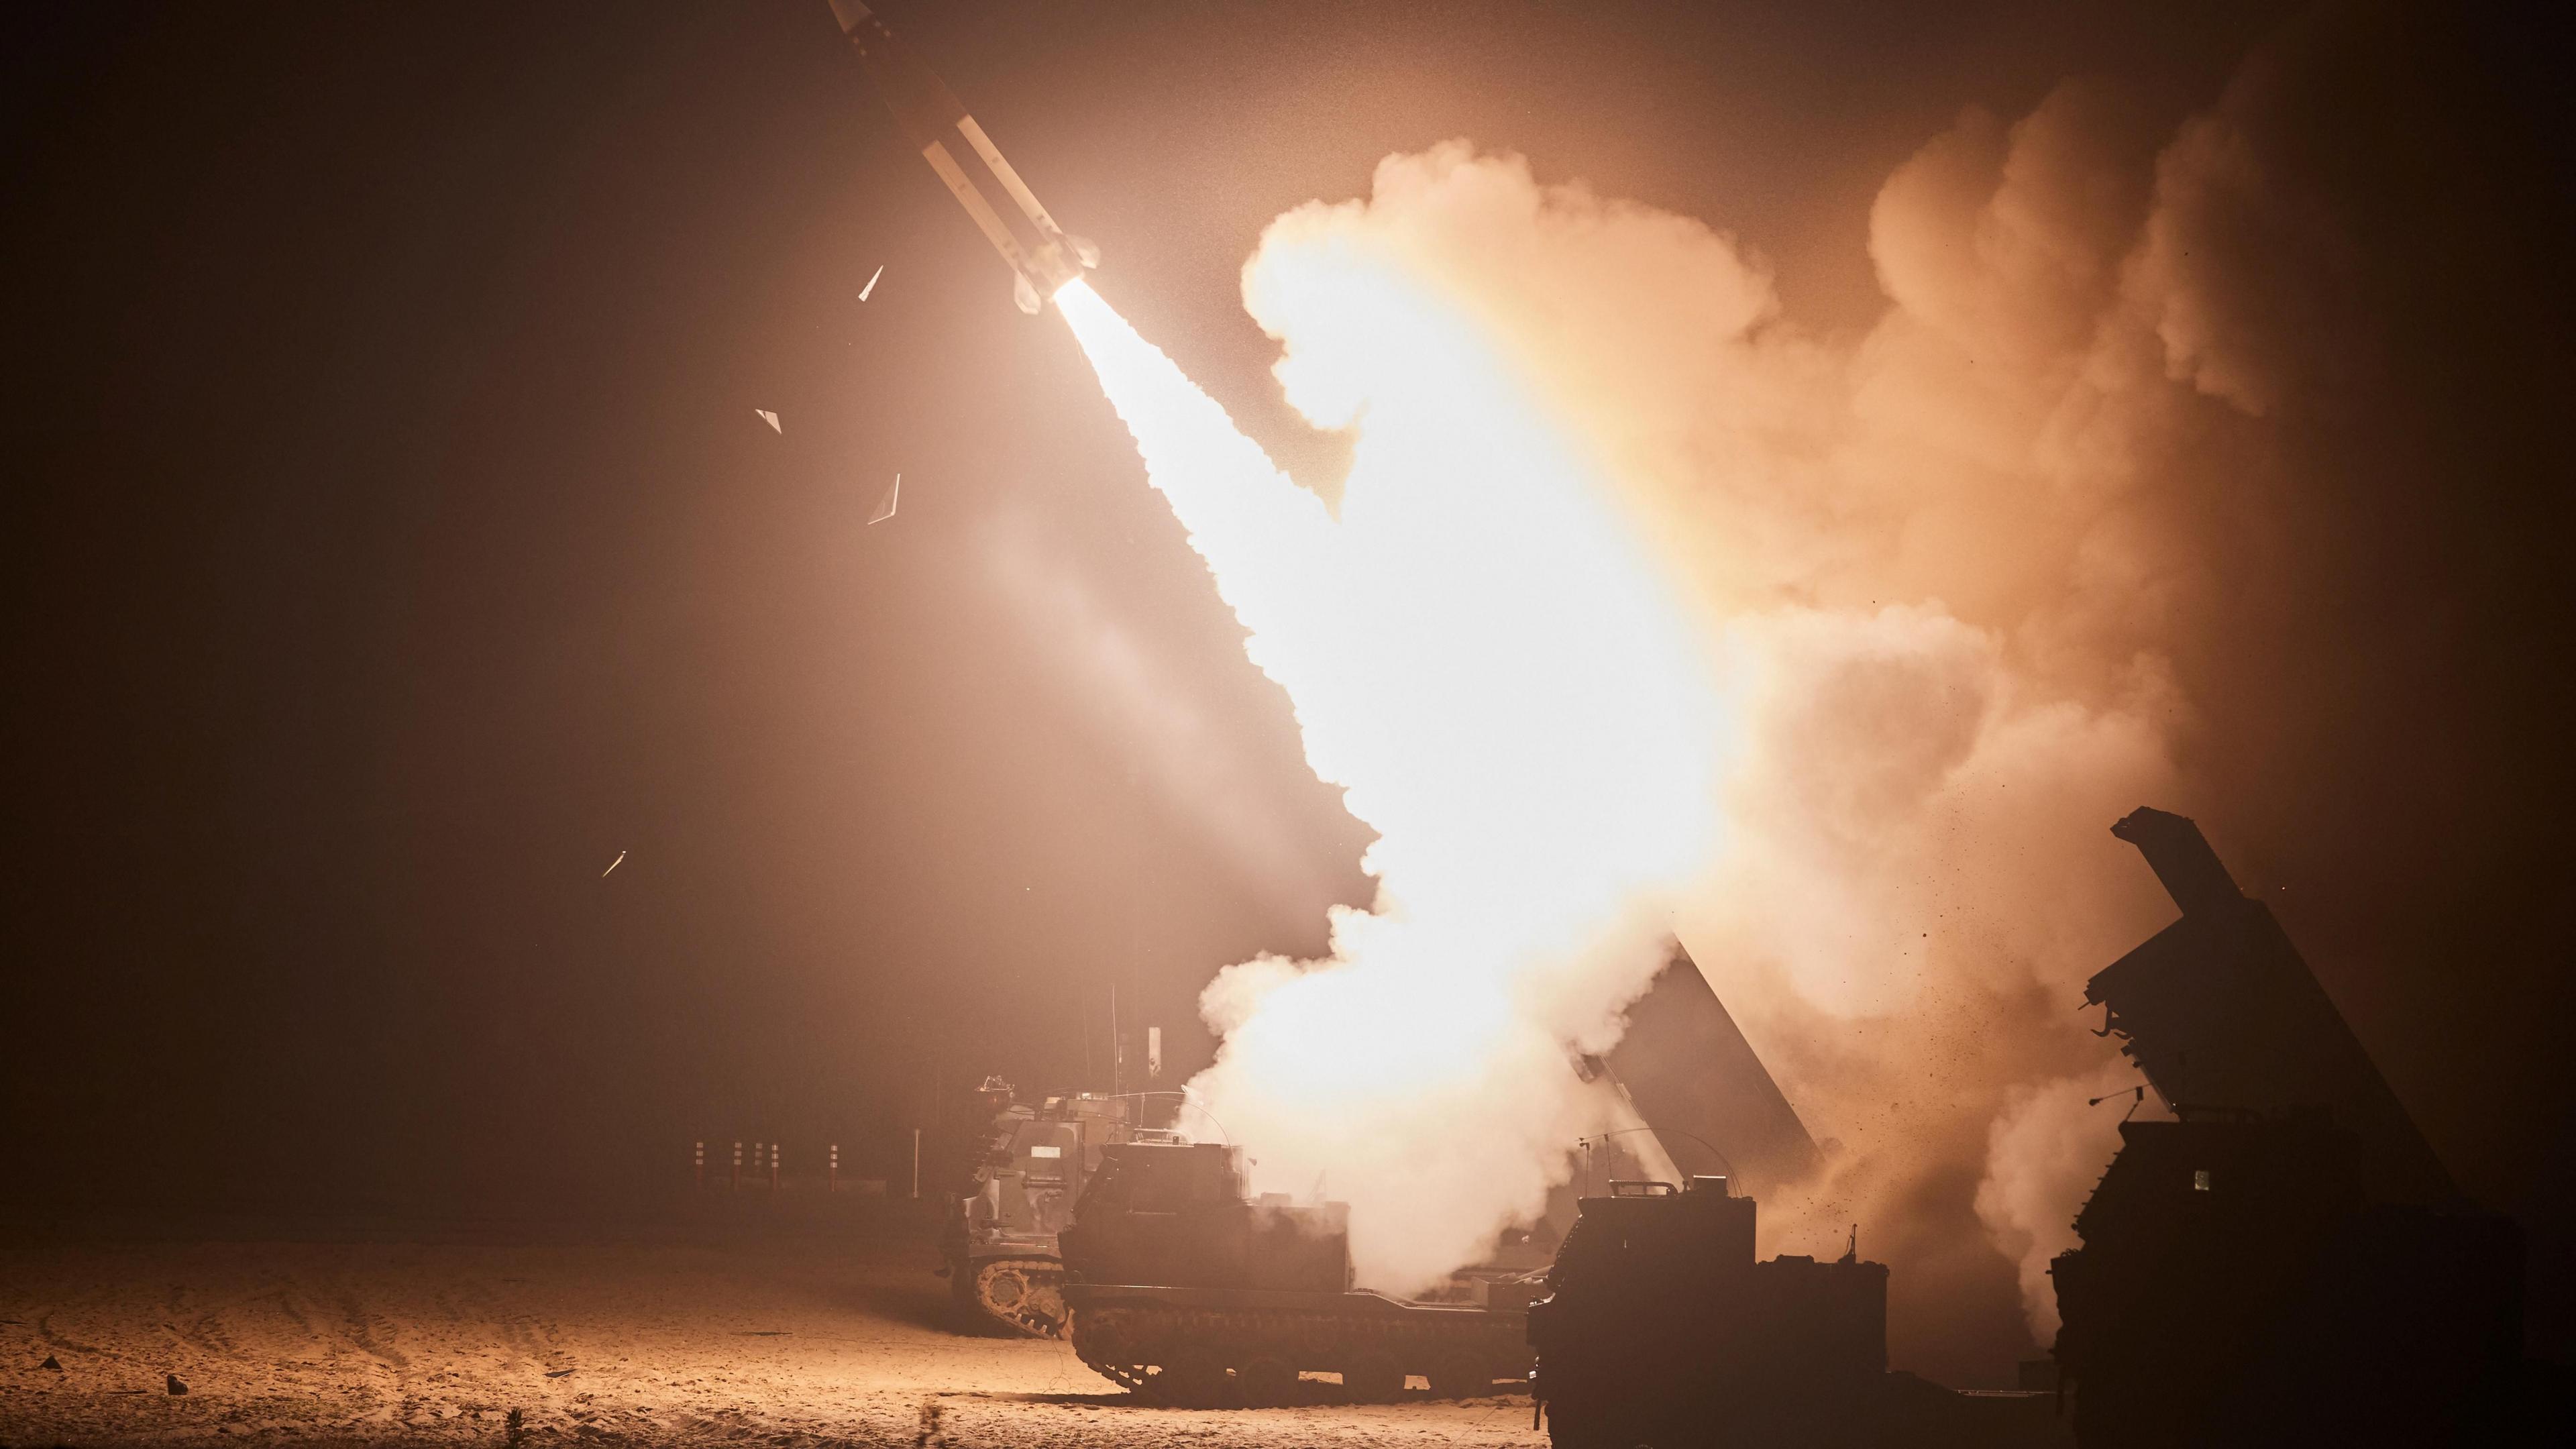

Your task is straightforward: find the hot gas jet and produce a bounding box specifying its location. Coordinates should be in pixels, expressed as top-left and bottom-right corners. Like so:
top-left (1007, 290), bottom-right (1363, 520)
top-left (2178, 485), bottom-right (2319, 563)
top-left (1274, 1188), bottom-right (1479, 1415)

top-left (826, 0), bottom-right (1097, 314)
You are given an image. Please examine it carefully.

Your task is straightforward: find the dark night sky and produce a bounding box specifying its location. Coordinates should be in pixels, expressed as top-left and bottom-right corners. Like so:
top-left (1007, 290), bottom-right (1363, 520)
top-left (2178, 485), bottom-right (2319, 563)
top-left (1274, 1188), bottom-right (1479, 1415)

top-left (5, 0), bottom-right (2571, 1356)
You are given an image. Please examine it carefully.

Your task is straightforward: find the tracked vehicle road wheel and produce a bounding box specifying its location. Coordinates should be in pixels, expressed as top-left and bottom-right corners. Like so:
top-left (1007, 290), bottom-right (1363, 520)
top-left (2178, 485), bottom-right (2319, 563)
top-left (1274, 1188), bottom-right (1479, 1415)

top-left (969, 1257), bottom-right (1067, 1337)
top-left (1237, 1355), bottom-right (1296, 1408)
top-left (1150, 1350), bottom-right (1232, 1409)
top-left (1428, 1352), bottom-right (1495, 1400)
top-left (1341, 1354), bottom-right (1405, 1403)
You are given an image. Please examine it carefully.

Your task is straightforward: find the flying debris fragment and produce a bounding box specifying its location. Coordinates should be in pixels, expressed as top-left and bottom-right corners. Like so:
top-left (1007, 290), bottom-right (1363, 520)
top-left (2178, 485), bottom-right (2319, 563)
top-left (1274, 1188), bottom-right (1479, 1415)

top-left (824, 1), bottom-right (1097, 314)
top-left (868, 474), bottom-right (900, 526)
top-left (601, 851), bottom-right (627, 877)
top-left (860, 264), bottom-right (884, 301)
top-left (755, 409), bottom-right (781, 433)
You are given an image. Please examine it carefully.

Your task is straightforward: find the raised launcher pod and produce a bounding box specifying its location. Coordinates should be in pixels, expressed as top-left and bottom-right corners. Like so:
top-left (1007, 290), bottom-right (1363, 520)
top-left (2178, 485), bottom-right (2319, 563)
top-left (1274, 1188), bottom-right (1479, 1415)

top-left (824, 0), bottom-right (1097, 313)
top-left (2085, 808), bottom-right (2454, 1203)
top-left (1597, 940), bottom-right (1822, 1197)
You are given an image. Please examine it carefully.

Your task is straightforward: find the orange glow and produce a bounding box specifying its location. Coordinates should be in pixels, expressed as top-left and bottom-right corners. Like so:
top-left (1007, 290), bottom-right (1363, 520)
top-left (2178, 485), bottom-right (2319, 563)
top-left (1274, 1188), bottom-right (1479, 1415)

top-left (1054, 272), bottom-right (1722, 1290)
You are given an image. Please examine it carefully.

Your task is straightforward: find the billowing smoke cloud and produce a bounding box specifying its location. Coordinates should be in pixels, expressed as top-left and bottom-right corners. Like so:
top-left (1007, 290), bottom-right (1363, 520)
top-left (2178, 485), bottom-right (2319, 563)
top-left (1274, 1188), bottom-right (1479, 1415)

top-left (1155, 11), bottom-right (2407, 1369)
top-left (1216, 104), bottom-right (2246, 1350)
top-left (1201, 111), bottom-right (2207, 1342)
top-left (1976, 1063), bottom-right (2139, 1339)
top-left (1056, 266), bottom-right (1723, 1293)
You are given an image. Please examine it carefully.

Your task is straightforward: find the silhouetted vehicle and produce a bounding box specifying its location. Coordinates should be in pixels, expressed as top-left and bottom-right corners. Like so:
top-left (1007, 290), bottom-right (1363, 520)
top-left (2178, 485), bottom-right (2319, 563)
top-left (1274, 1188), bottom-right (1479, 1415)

top-left (1526, 1177), bottom-right (1896, 1448)
top-left (2051, 1110), bottom-right (2526, 1446)
top-left (2057, 808), bottom-right (2537, 1445)
top-left (1058, 1141), bottom-right (1530, 1406)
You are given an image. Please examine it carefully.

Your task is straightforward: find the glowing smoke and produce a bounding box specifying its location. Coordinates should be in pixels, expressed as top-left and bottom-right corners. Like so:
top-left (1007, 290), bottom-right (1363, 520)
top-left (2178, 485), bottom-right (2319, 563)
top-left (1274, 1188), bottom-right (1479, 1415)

top-left (1058, 118), bottom-right (2184, 1324)
top-left (1054, 272), bottom-right (1723, 1292)
top-left (1166, 76), bottom-right (2327, 1356)
top-left (1060, 11), bottom-right (2408, 1362)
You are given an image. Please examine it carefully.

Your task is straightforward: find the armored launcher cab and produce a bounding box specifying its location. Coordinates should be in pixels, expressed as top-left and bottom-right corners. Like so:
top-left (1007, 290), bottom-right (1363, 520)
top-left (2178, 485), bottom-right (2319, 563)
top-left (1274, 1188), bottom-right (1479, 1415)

top-left (1527, 1177), bottom-right (1892, 1448)
top-left (2051, 1112), bottom-right (2522, 1447)
top-left (1059, 1142), bottom-right (1531, 1407)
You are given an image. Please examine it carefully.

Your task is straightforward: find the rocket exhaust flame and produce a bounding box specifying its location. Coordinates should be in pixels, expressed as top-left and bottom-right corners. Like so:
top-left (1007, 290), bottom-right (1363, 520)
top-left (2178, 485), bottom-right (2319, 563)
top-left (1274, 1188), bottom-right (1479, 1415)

top-left (1053, 274), bottom-right (1725, 1292)
top-left (828, 1), bottom-right (1727, 1289)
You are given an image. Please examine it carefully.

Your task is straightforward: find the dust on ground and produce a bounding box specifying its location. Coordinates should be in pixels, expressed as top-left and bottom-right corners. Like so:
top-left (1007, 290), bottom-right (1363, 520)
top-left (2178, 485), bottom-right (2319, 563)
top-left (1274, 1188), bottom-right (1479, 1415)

top-left (0, 1214), bottom-right (1543, 1448)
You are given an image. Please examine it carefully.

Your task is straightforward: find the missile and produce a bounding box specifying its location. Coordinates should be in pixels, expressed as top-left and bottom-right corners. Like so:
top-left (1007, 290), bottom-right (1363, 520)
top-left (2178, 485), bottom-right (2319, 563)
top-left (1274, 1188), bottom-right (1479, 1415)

top-left (826, 0), bottom-right (1097, 314)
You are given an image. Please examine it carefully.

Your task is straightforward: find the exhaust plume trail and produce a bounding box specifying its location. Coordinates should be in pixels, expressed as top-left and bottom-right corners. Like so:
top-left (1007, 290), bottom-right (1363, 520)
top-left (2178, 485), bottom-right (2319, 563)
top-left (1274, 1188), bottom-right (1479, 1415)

top-left (1053, 275), bottom-right (1725, 1292)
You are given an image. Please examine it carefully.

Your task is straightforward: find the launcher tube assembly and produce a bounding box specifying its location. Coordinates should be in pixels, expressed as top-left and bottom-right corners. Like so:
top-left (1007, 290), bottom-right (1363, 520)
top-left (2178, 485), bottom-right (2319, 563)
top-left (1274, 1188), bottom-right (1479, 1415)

top-left (826, 0), bottom-right (1098, 313)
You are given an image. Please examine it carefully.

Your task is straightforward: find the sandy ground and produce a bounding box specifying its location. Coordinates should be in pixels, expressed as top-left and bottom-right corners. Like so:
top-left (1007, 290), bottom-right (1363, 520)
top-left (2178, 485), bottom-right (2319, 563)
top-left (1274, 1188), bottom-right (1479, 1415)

top-left (0, 1215), bottom-right (1546, 1448)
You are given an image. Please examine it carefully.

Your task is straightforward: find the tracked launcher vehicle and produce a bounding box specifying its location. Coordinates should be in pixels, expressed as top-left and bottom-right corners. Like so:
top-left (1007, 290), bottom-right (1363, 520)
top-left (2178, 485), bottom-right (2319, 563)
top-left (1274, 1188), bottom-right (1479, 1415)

top-left (943, 1083), bottom-right (1162, 1336)
top-left (1059, 1142), bottom-right (1532, 1407)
